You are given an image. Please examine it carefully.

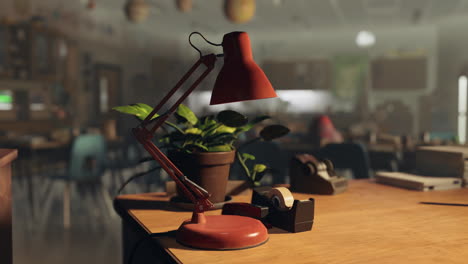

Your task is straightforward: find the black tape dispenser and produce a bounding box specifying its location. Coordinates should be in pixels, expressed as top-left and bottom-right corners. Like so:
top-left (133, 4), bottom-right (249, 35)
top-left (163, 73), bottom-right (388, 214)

top-left (222, 186), bottom-right (314, 233)
top-left (289, 154), bottom-right (348, 195)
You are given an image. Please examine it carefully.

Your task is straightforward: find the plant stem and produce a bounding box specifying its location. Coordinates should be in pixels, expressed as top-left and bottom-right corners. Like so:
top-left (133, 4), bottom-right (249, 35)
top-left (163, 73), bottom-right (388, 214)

top-left (117, 166), bottom-right (161, 195)
top-left (164, 121), bottom-right (185, 134)
top-left (145, 116), bottom-right (185, 134)
top-left (251, 170), bottom-right (257, 183)
top-left (236, 151), bottom-right (251, 179)
top-left (203, 123), bottom-right (222, 136)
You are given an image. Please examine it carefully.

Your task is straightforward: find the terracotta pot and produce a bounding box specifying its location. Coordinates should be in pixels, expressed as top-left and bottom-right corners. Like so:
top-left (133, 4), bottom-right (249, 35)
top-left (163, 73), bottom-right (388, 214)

top-left (169, 151), bottom-right (235, 204)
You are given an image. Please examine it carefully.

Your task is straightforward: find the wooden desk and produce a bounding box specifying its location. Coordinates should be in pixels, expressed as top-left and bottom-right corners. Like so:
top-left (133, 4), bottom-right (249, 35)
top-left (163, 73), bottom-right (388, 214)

top-left (0, 149), bottom-right (18, 264)
top-left (115, 180), bottom-right (468, 264)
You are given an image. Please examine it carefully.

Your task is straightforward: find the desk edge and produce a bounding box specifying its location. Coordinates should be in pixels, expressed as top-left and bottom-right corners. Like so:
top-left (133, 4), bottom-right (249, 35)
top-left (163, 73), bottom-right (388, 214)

top-left (0, 149), bottom-right (18, 168)
top-left (114, 198), bottom-right (183, 264)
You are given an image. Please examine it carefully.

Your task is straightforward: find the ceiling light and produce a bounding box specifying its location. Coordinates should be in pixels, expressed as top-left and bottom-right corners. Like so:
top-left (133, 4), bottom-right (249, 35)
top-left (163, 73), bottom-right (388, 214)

top-left (176, 0), bottom-right (192, 13)
top-left (224, 0), bottom-right (256, 24)
top-left (272, 0), bottom-right (283, 6)
top-left (355, 30), bottom-right (376, 48)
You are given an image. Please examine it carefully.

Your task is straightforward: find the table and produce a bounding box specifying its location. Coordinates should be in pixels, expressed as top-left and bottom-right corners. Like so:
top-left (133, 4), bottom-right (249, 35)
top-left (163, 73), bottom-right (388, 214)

top-left (115, 180), bottom-right (468, 264)
top-left (0, 138), bottom-right (71, 220)
top-left (0, 149), bottom-right (18, 264)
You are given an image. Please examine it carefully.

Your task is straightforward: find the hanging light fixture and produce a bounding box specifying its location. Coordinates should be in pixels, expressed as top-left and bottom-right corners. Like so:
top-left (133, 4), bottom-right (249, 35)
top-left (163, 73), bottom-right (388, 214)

top-left (176, 0), bottom-right (192, 13)
top-left (224, 0), bottom-right (256, 24)
top-left (125, 0), bottom-right (150, 23)
top-left (87, 0), bottom-right (96, 10)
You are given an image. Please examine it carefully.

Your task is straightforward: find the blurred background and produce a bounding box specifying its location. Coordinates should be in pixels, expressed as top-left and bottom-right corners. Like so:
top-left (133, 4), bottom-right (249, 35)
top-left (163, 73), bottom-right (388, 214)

top-left (1, 0), bottom-right (468, 263)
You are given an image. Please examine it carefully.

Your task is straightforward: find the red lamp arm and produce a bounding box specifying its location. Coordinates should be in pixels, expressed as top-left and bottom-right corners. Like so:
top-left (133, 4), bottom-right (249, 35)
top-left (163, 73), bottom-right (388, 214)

top-left (133, 54), bottom-right (217, 213)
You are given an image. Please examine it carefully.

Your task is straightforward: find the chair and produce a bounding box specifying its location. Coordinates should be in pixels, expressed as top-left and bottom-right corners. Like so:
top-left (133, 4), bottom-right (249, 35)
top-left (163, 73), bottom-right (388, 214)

top-left (313, 143), bottom-right (372, 179)
top-left (108, 135), bottom-right (150, 193)
top-left (39, 134), bottom-right (115, 229)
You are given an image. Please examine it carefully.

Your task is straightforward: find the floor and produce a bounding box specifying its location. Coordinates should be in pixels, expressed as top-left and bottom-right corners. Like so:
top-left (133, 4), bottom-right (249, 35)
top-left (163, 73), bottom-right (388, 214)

top-left (11, 164), bottom-right (164, 264)
top-left (9, 149), bottom-right (287, 264)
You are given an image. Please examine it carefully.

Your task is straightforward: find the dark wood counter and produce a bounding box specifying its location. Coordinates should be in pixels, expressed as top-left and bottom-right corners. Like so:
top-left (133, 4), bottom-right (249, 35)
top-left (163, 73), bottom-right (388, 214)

top-left (0, 149), bottom-right (18, 264)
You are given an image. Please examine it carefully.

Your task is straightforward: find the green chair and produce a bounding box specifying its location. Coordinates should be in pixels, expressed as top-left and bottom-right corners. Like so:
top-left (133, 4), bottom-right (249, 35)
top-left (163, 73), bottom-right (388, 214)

top-left (39, 134), bottom-right (115, 229)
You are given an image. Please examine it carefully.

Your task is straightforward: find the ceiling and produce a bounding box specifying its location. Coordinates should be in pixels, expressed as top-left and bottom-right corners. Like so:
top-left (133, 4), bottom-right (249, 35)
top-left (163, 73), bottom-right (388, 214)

top-left (89, 0), bottom-right (468, 38)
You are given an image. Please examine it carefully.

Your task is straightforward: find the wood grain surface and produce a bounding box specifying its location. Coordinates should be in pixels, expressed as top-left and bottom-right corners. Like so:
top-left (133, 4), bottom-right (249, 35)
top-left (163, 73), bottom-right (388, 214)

top-left (116, 180), bottom-right (468, 264)
top-left (0, 149), bottom-right (17, 167)
top-left (0, 149), bottom-right (17, 264)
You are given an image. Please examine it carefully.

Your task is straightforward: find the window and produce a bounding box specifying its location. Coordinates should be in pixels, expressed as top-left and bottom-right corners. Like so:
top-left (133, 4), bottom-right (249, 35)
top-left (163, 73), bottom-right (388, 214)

top-left (187, 90), bottom-right (333, 114)
top-left (458, 75), bottom-right (467, 144)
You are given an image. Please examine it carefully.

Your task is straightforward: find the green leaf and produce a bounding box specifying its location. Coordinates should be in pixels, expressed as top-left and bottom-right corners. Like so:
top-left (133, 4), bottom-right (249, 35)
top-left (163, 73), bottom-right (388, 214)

top-left (259, 125), bottom-right (290, 141)
top-left (181, 134), bottom-right (203, 147)
top-left (201, 114), bottom-right (215, 123)
top-left (113, 103), bottom-right (184, 133)
top-left (161, 131), bottom-right (185, 142)
top-left (162, 121), bottom-right (185, 134)
top-left (217, 110), bottom-right (248, 127)
top-left (135, 103), bottom-right (155, 114)
top-left (198, 118), bottom-right (217, 131)
top-left (253, 164), bottom-right (268, 183)
top-left (241, 153), bottom-right (255, 161)
top-left (201, 123), bottom-right (222, 137)
top-left (113, 103), bottom-right (159, 120)
top-left (184, 128), bottom-right (202, 135)
top-left (206, 133), bottom-right (237, 146)
top-left (253, 164), bottom-right (267, 173)
top-left (235, 115), bottom-right (271, 134)
top-left (214, 125), bottom-right (236, 134)
top-left (176, 104), bottom-right (198, 125)
top-left (207, 144), bottom-right (233, 152)
top-left (159, 137), bottom-right (170, 144)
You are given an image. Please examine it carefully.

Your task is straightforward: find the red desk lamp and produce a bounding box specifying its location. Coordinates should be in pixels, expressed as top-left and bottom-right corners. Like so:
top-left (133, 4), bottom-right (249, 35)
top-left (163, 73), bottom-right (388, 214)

top-left (132, 31), bottom-right (277, 250)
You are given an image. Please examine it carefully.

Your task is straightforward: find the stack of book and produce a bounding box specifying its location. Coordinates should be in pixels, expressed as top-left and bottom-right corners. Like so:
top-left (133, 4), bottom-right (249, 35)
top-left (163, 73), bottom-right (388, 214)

top-left (415, 146), bottom-right (468, 186)
top-left (375, 145), bottom-right (468, 191)
top-left (375, 171), bottom-right (462, 191)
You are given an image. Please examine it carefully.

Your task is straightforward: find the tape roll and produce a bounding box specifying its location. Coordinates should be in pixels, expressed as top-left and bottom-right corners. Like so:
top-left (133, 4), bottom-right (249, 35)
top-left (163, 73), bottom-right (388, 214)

top-left (316, 162), bottom-right (327, 171)
top-left (267, 187), bottom-right (294, 211)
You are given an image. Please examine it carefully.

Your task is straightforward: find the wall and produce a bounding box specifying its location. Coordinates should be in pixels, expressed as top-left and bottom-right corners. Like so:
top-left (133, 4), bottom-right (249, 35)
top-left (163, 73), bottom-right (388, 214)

top-left (247, 25), bottom-right (438, 135)
top-left (171, 26), bottom-right (440, 136)
top-left (0, 0), bottom-right (184, 134)
top-left (2, 0), bottom-right (466, 138)
top-left (436, 17), bottom-right (468, 137)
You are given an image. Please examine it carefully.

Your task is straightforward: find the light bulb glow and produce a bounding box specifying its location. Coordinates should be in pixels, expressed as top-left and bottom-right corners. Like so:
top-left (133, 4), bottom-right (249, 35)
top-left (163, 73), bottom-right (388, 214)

top-left (356, 30), bottom-right (376, 48)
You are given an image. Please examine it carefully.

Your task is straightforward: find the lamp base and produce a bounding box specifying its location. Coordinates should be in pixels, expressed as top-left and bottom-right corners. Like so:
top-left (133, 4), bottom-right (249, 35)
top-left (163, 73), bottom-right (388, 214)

top-left (176, 214), bottom-right (269, 250)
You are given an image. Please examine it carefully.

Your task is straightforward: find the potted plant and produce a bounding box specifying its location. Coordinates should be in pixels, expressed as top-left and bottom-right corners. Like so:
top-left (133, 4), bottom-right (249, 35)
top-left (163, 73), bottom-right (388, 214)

top-left (113, 103), bottom-right (289, 204)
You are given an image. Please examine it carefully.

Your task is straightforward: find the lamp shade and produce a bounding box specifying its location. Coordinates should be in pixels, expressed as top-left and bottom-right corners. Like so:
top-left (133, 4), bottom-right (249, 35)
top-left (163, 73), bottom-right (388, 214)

top-left (210, 32), bottom-right (277, 105)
